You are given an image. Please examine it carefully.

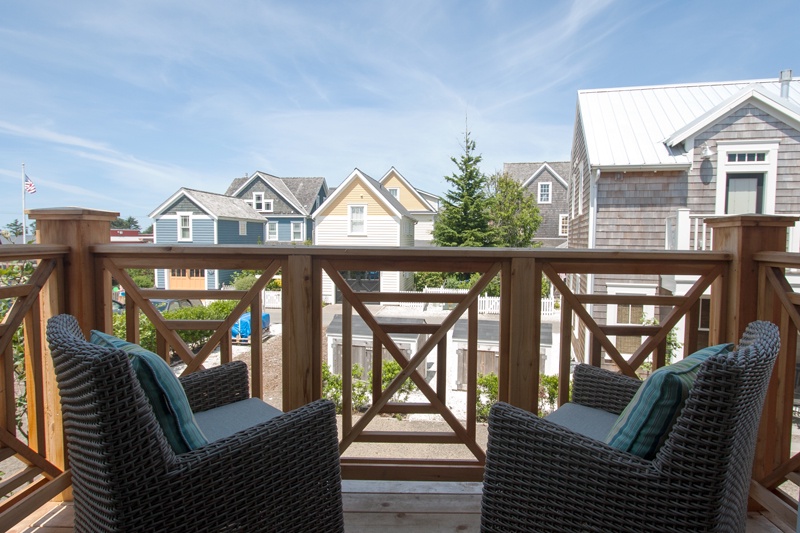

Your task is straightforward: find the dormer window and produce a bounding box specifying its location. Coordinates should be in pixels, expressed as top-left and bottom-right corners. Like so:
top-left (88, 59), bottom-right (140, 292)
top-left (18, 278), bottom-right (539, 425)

top-left (263, 199), bottom-right (273, 212)
top-left (253, 193), bottom-right (264, 211)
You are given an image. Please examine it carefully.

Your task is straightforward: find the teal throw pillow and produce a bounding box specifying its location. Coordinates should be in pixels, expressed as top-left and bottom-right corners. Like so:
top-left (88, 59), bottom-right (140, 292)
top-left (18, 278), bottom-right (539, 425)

top-left (89, 330), bottom-right (208, 454)
top-left (605, 343), bottom-right (734, 459)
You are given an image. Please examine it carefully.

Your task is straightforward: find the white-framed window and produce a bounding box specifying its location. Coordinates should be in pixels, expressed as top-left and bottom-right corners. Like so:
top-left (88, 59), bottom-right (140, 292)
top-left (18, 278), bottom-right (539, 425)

top-left (559, 214), bottom-right (569, 236)
top-left (253, 192), bottom-right (265, 212)
top-left (607, 283), bottom-right (657, 356)
top-left (238, 220), bottom-right (247, 236)
top-left (291, 221), bottom-right (303, 241)
top-left (177, 212), bottom-right (192, 242)
top-left (263, 199), bottom-right (273, 213)
top-left (714, 141), bottom-right (778, 215)
top-left (349, 205), bottom-right (366, 235)
top-left (538, 182), bottom-right (552, 204)
top-left (267, 221), bottom-right (278, 241)
top-left (388, 187), bottom-right (399, 199)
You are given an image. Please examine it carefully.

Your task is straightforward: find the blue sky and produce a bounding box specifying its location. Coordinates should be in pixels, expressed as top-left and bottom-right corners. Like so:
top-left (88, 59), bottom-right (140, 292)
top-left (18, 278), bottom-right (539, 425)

top-left (1, 0), bottom-right (798, 229)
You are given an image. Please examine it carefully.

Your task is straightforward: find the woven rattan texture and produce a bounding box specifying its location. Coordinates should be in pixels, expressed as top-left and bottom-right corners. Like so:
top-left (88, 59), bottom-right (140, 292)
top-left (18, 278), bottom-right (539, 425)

top-left (481, 321), bottom-right (780, 533)
top-left (47, 314), bottom-right (344, 533)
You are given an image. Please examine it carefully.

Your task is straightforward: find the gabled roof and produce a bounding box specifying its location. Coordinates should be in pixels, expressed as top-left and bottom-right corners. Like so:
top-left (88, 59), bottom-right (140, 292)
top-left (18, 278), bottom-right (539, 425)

top-left (149, 188), bottom-right (265, 222)
top-left (225, 172), bottom-right (326, 215)
top-left (577, 76), bottom-right (800, 170)
top-left (282, 177), bottom-right (328, 212)
top-left (312, 168), bottom-right (415, 220)
top-left (379, 167), bottom-right (437, 213)
top-left (503, 162), bottom-right (569, 189)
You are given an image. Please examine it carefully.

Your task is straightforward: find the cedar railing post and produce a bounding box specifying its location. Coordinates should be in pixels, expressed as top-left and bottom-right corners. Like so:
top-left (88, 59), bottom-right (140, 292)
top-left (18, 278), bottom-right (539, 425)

top-left (282, 253), bottom-right (319, 410)
top-left (706, 214), bottom-right (797, 505)
top-left (27, 207), bottom-right (118, 501)
top-left (507, 257), bottom-right (541, 412)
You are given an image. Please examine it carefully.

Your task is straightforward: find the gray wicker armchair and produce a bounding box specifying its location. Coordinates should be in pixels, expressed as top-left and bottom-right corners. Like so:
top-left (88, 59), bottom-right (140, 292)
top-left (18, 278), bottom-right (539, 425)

top-left (46, 314), bottom-right (343, 533)
top-left (481, 320), bottom-right (780, 533)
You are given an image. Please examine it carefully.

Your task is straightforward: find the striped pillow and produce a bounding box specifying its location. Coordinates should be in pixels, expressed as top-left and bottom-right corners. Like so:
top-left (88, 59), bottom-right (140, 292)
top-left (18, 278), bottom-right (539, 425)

top-left (605, 343), bottom-right (734, 459)
top-left (90, 330), bottom-right (208, 454)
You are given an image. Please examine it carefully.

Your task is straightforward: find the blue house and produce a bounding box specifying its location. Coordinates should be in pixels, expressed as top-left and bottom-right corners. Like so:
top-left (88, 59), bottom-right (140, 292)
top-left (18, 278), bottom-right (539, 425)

top-left (224, 172), bottom-right (328, 243)
top-left (149, 188), bottom-right (266, 290)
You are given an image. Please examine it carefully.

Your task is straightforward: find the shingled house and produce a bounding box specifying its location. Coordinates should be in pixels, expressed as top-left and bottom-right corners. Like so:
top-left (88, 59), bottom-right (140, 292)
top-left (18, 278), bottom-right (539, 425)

top-left (503, 161), bottom-right (570, 248)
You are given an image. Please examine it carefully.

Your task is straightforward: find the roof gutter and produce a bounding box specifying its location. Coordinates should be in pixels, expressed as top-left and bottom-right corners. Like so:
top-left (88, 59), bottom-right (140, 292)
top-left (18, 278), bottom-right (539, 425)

top-left (594, 163), bottom-right (691, 172)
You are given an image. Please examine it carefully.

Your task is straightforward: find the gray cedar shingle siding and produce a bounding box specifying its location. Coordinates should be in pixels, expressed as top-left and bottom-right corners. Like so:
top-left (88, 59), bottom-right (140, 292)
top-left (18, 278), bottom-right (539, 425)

top-left (282, 177), bottom-right (327, 212)
top-left (239, 179), bottom-right (298, 215)
top-left (164, 196), bottom-right (205, 215)
top-left (503, 162), bottom-right (569, 247)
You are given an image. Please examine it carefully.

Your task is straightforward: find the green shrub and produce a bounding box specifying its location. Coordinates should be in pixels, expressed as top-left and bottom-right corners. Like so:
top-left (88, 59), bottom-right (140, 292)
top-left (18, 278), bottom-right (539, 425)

top-left (322, 362), bottom-right (371, 414)
top-left (476, 372), bottom-right (499, 422)
top-left (374, 359), bottom-right (417, 402)
top-left (113, 300), bottom-right (241, 353)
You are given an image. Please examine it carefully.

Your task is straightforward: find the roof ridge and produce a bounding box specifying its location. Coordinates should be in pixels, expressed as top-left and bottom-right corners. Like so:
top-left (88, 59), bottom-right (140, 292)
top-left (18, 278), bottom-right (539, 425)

top-left (578, 77), bottom-right (779, 95)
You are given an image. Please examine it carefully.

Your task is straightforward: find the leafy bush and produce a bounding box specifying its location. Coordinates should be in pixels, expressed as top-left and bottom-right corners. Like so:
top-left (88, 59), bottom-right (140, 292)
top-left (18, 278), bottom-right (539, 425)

top-left (322, 362), bottom-right (370, 414)
top-left (476, 372), bottom-right (499, 422)
top-left (113, 300), bottom-right (240, 353)
top-left (375, 359), bottom-right (417, 402)
top-left (476, 372), bottom-right (564, 421)
top-left (230, 270), bottom-right (282, 291)
top-left (322, 360), bottom-right (418, 415)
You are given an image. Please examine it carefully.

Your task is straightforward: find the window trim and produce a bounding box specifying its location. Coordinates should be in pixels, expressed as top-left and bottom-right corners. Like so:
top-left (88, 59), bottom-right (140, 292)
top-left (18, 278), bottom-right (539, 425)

top-left (559, 214), bottom-right (569, 237)
top-left (714, 141), bottom-right (778, 215)
top-left (263, 199), bottom-right (273, 213)
top-left (388, 187), bottom-right (399, 199)
top-left (238, 220), bottom-right (247, 236)
top-left (349, 205), bottom-right (367, 235)
top-left (177, 211), bottom-right (192, 242)
top-left (291, 221), bottom-right (303, 242)
top-left (252, 192), bottom-right (265, 212)
top-left (267, 221), bottom-right (278, 241)
top-left (538, 182), bottom-right (552, 204)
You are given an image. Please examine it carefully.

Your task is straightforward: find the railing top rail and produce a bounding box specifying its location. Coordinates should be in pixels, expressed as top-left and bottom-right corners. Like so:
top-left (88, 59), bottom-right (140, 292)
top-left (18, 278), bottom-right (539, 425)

top-left (754, 250), bottom-right (800, 267)
top-left (0, 244), bottom-right (70, 261)
top-left (91, 243), bottom-right (731, 262)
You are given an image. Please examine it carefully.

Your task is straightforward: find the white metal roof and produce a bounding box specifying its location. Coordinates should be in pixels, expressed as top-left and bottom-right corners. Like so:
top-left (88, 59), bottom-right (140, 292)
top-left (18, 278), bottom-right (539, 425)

top-left (578, 76), bottom-right (800, 170)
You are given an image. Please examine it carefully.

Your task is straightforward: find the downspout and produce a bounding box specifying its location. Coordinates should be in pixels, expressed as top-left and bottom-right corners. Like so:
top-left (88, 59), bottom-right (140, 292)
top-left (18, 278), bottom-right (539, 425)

top-left (585, 168), bottom-right (600, 359)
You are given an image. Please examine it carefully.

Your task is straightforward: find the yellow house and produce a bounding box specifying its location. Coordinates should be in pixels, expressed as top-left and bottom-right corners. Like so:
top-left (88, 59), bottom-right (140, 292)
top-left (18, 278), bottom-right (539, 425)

top-left (379, 167), bottom-right (440, 246)
top-left (312, 168), bottom-right (417, 303)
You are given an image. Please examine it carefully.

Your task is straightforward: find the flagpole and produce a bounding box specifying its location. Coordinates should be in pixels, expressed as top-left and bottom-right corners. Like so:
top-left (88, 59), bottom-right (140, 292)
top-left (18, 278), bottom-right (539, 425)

top-left (21, 163), bottom-right (26, 244)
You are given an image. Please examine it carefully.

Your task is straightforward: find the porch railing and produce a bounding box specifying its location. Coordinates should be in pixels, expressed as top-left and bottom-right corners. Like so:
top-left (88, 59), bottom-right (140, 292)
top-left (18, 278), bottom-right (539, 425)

top-left (1, 209), bottom-right (799, 530)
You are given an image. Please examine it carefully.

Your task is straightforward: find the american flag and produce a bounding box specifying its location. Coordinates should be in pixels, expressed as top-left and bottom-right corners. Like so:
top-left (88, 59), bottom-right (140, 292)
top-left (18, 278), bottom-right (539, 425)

top-left (24, 174), bottom-right (36, 194)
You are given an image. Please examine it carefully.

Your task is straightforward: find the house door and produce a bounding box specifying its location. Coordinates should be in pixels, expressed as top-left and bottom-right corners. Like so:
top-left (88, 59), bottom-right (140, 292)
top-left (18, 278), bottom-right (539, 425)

top-left (725, 173), bottom-right (763, 215)
top-left (169, 268), bottom-right (206, 290)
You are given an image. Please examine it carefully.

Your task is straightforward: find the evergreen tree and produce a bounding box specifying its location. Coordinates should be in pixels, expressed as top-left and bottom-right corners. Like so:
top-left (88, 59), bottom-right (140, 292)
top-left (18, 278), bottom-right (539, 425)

top-left (433, 130), bottom-right (494, 247)
top-left (111, 216), bottom-right (140, 230)
top-left (5, 219), bottom-right (24, 237)
top-left (486, 172), bottom-right (542, 248)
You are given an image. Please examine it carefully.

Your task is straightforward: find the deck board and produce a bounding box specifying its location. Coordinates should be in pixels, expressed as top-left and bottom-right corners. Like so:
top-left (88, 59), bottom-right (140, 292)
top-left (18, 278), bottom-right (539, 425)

top-left (7, 482), bottom-right (786, 532)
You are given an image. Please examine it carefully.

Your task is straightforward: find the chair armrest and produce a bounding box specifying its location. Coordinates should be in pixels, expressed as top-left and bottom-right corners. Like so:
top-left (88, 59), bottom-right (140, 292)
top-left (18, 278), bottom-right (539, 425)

top-left (179, 360), bottom-right (250, 413)
top-left (571, 364), bottom-right (642, 415)
top-left (169, 399), bottom-right (343, 532)
top-left (482, 402), bottom-right (654, 532)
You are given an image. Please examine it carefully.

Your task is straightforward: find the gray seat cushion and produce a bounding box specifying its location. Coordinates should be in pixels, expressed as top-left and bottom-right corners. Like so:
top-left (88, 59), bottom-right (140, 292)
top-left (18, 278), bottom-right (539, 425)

top-left (194, 398), bottom-right (283, 442)
top-left (544, 402), bottom-right (620, 441)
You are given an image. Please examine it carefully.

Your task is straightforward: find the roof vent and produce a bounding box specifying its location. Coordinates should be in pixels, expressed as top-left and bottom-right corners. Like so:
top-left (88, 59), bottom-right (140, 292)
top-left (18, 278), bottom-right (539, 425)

top-left (780, 69), bottom-right (792, 98)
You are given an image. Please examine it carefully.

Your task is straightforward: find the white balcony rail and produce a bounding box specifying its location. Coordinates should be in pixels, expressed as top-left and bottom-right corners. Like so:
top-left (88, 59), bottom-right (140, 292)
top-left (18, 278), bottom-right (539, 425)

top-left (666, 209), bottom-right (800, 254)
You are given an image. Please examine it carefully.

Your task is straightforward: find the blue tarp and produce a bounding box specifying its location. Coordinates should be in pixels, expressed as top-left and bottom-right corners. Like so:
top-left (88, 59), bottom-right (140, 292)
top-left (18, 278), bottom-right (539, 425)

top-left (232, 312), bottom-right (270, 339)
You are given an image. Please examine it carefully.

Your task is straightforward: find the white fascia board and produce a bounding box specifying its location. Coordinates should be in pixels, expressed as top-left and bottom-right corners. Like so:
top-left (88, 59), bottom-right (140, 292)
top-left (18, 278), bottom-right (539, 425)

top-left (380, 166), bottom-right (436, 212)
top-left (149, 189), bottom-right (188, 218)
top-left (521, 162), bottom-right (569, 189)
top-left (667, 86), bottom-right (800, 147)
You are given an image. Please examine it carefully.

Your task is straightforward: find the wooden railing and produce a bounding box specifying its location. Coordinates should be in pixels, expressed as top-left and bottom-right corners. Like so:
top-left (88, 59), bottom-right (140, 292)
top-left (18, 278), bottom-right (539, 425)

top-left (2, 209), bottom-right (800, 529)
top-left (0, 244), bottom-right (71, 528)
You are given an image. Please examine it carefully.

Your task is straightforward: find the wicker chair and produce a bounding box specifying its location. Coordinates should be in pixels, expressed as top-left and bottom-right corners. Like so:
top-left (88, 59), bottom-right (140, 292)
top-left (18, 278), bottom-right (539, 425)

top-left (481, 320), bottom-right (780, 533)
top-left (46, 314), bottom-right (343, 533)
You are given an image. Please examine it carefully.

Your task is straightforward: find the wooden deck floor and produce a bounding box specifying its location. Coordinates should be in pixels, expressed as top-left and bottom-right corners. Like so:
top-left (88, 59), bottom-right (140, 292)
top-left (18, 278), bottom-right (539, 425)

top-left (8, 481), bottom-right (789, 532)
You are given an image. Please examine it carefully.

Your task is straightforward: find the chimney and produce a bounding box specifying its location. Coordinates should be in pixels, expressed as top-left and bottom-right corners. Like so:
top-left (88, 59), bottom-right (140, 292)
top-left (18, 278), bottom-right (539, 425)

top-left (780, 69), bottom-right (792, 98)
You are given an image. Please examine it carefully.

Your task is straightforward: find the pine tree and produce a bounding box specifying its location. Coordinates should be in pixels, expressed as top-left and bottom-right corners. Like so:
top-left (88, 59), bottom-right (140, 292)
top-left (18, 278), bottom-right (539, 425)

top-left (486, 172), bottom-right (542, 248)
top-left (433, 130), bottom-right (494, 247)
